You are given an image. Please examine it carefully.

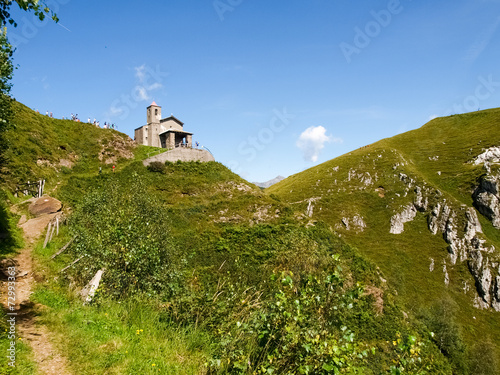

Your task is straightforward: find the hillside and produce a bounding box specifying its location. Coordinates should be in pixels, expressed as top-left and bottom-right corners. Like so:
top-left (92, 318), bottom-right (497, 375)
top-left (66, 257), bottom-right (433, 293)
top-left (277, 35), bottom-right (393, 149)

top-left (0, 103), bottom-right (498, 374)
top-left (0, 100), bottom-right (137, 190)
top-left (268, 108), bottom-right (500, 368)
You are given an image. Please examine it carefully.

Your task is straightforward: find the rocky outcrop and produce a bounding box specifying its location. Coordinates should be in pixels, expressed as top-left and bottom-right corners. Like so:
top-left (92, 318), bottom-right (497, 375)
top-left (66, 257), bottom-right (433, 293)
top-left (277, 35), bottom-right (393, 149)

top-left (471, 146), bottom-right (500, 165)
top-left (341, 215), bottom-right (366, 232)
top-left (473, 172), bottom-right (500, 229)
top-left (414, 186), bottom-right (428, 211)
top-left (390, 170), bottom-right (500, 311)
top-left (390, 204), bottom-right (417, 234)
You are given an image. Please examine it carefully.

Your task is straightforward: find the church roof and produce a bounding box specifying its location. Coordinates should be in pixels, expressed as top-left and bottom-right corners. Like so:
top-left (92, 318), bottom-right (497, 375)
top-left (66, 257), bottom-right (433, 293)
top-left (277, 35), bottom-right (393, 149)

top-left (148, 101), bottom-right (160, 107)
top-left (160, 115), bottom-right (184, 126)
top-left (159, 129), bottom-right (193, 136)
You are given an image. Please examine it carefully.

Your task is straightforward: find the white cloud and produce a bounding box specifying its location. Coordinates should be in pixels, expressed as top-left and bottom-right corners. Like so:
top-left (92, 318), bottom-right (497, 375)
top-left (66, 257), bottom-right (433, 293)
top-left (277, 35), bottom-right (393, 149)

top-left (296, 126), bottom-right (341, 162)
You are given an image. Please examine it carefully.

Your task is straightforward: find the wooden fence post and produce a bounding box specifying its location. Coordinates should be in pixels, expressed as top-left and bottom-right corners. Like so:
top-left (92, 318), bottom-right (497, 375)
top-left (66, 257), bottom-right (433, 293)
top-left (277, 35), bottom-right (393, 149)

top-left (60, 256), bottom-right (82, 273)
top-left (51, 236), bottom-right (76, 259)
top-left (49, 221), bottom-right (56, 243)
top-left (43, 221), bottom-right (52, 248)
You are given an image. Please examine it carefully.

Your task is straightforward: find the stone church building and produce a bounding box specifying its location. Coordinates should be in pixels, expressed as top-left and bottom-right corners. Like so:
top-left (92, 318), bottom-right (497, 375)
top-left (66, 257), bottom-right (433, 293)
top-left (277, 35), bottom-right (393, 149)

top-left (134, 102), bottom-right (193, 149)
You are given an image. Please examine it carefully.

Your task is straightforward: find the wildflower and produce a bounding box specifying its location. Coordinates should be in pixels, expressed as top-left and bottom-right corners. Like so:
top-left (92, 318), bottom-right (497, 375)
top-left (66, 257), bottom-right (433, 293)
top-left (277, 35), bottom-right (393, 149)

top-left (152, 364), bottom-right (156, 367)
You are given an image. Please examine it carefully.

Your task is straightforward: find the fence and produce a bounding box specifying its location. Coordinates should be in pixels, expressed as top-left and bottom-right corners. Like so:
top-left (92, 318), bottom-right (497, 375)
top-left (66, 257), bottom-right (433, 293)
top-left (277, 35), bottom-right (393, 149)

top-left (15, 179), bottom-right (45, 198)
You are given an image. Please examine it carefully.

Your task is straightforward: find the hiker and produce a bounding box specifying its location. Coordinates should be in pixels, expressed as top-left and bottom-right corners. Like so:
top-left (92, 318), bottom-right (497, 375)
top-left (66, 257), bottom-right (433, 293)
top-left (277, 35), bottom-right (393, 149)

top-left (112, 165), bottom-right (116, 172)
top-left (99, 166), bottom-right (102, 174)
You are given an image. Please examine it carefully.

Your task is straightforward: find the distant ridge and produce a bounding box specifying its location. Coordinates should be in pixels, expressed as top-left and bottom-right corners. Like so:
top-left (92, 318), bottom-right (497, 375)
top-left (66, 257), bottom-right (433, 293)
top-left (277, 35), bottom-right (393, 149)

top-left (253, 175), bottom-right (285, 188)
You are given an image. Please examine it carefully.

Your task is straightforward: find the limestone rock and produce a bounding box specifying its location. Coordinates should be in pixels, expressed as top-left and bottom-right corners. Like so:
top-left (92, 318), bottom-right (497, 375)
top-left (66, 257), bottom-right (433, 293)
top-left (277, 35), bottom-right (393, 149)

top-left (390, 204), bottom-right (417, 234)
top-left (464, 207), bottom-right (482, 240)
top-left (414, 186), bottom-right (428, 211)
top-left (471, 146), bottom-right (500, 165)
top-left (428, 202), bottom-right (451, 235)
top-left (493, 276), bottom-right (500, 311)
top-left (468, 250), bottom-right (493, 307)
top-left (473, 173), bottom-right (500, 229)
top-left (306, 201), bottom-right (314, 217)
top-left (342, 215), bottom-right (366, 232)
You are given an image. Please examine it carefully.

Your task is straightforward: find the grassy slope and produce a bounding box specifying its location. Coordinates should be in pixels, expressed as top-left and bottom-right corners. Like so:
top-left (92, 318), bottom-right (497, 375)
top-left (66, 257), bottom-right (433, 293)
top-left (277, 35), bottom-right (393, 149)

top-left (0, 100), bottom-right (137, 190)
top-left (268, 108), bottom-right (500, 359)
top-left (0, 103), bottom-right (494, 373)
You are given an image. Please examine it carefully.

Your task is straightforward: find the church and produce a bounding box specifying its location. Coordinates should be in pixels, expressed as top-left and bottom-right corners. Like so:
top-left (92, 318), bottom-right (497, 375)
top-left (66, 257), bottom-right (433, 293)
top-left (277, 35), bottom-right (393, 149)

top-left (134, 102), bottom-right (193, 149)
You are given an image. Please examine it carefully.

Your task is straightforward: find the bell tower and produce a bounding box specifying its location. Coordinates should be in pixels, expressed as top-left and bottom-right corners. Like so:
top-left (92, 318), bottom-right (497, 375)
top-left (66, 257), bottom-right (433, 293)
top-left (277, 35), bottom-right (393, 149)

top-left (147, 101), bottom-right (161, 124)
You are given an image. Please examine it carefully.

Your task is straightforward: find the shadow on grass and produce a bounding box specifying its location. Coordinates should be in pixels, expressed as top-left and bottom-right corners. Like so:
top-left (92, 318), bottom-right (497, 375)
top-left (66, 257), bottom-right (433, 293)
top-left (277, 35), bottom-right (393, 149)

top-left (0, 198), bottom-right (22, 257)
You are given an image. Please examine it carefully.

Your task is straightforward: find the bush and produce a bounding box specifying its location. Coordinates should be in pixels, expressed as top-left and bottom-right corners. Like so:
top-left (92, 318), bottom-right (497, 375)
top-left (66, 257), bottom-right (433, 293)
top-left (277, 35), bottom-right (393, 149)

top-left (68, 174), bottom-right (179, 296)
top-left (147, 161), bottom-right (166, 173)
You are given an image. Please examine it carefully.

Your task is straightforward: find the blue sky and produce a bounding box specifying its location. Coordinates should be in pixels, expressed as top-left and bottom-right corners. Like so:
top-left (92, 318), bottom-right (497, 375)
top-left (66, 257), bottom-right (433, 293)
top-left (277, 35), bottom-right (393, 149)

top-left (7, 0), bottom-right (500, 182)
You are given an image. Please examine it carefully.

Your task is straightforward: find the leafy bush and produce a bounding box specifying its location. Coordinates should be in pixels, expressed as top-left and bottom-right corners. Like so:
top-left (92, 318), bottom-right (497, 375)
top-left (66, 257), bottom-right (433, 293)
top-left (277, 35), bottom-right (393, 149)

top-left (418, 299), bottom-right (467, 374)
top-left (209, 271), bottom-right (371, 374)
top-left (147, 161), bottom-right (166, 173)
top-left (68, 173), bottom-right (179, 296)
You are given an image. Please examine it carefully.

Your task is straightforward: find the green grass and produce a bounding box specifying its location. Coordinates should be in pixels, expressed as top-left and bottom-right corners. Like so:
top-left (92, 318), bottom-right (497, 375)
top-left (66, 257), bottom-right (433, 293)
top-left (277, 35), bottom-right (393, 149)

top-left (0, 310), bottom-right (38, 375)
top-left (0, 191), bottom-right (24, 257)
top-left (31, 291), bottom-right (209, 375)
top-left (2, 102), bottom-right (498, 373)
top-left (1, 100), bottom-right (137, 193)
top-left (268, 108), bottom-right (500, 374)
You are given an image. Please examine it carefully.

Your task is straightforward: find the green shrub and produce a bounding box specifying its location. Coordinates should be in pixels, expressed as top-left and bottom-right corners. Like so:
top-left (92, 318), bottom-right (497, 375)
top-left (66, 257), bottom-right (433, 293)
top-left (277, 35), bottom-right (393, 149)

top-left (147, 161), bottom-right (166, 173)
top-left (67, 173), bottom-right (180, 297)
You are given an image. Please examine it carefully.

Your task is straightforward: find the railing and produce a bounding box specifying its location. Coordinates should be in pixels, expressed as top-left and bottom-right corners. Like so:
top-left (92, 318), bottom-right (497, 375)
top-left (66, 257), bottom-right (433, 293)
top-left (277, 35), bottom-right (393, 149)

top-left (15, 179), bottom-right (45, 198)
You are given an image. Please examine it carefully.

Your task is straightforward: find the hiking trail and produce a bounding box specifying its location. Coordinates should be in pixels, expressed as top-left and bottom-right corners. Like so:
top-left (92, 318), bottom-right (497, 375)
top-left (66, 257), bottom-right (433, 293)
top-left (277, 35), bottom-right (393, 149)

top-left (1, 196), bottom-right (72, 375)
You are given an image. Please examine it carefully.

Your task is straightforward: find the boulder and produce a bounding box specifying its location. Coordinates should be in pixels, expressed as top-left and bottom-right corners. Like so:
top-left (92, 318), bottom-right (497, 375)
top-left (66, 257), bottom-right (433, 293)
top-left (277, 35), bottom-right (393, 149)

top-left (28, 196), bottom-right (62, 217)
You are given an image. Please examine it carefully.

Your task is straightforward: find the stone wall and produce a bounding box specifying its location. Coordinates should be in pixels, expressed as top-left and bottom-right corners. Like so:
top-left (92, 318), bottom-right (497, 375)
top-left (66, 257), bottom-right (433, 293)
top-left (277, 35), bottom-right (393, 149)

top-left (142, 148), bottom-right (215, 166)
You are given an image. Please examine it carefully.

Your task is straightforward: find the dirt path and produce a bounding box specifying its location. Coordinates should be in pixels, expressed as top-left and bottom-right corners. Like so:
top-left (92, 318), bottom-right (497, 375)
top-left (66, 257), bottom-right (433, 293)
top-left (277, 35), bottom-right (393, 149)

top-left (1, 197), bottom-right (72, 375)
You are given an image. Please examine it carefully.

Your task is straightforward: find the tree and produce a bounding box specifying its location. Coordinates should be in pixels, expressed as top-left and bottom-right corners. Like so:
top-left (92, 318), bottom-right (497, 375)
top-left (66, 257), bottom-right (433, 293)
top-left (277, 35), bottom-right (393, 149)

top-left (0, 1), bottom-right (58, 28)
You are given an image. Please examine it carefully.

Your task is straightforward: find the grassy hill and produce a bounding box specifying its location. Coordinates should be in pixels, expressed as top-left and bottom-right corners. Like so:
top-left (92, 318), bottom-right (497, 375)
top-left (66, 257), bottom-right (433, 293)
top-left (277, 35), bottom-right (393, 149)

top-left (268, 108), bottom-right (500, 371)
top-left (0, 100), bottom-right (140, 189)
top-left (0, 103), bottom-right (498, 374)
